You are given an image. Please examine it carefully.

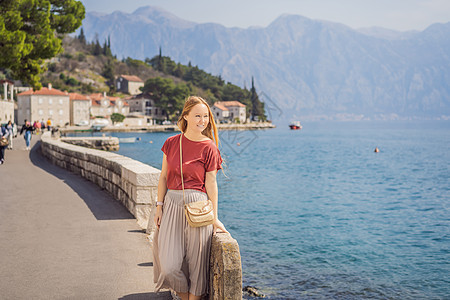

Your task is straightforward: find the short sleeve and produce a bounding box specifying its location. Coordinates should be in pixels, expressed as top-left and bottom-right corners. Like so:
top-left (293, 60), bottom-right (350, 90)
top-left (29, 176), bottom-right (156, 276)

top-left (161, 139), bottom-right (169, 155)
top-left (161, 135), bottom-right (178, 156)
top-left (205, 144), bottom-right (223, 172)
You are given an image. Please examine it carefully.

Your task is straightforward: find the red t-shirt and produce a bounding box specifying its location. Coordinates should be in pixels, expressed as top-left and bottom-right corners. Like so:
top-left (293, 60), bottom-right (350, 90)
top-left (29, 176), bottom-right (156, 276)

top-left (162, 134), bottom-right (222, 193)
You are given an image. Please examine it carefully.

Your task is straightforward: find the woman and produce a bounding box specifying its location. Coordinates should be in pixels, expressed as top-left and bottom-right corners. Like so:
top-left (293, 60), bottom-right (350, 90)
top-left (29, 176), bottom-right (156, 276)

top-left (153, 96), bottom-right (228, 300)
top-left (20, 121), bottom-right (35, 150)
top-left (6, 121), bottom-right (14, 149)
top-left (0, 124), bottom-right (10, 164)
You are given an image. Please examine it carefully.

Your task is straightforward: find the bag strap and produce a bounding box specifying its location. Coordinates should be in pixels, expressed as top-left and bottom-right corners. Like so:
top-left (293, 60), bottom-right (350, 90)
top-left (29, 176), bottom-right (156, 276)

top-left (179, 133), bottom-right (185, 205)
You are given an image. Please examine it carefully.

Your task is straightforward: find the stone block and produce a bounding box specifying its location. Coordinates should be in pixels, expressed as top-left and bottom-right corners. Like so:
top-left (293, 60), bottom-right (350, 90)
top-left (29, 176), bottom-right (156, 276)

top-left (134, 204), bottom-right (151, 229)
top-left (134, 188), bottom-right (153, 204)
top-left (210, 234), bottom-right (242, 300)
top-left (122, 165), bottom-right (160, 187)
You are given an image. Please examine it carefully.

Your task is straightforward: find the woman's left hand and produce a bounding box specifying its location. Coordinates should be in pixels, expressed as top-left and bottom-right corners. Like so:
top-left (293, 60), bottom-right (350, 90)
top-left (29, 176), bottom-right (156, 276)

top-left (213, 219), bottom-right (228, 235)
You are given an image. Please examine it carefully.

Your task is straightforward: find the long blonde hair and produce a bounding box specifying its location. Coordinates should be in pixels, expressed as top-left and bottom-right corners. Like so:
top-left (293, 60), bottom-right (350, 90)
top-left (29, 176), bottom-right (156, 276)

top-left (177, 96), bottom-right (219, 147)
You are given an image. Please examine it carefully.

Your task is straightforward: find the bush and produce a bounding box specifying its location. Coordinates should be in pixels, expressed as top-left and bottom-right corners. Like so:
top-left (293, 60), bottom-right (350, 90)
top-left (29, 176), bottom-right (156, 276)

top-left (111, 113), bottom-right (125, 124)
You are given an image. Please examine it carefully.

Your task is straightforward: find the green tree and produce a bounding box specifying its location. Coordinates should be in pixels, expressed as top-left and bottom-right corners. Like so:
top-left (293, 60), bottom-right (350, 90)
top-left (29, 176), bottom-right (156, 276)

top-left (92, 39), bottom-right (101, 56)
top-left (0, 0), bottom-right (85, 88)
top-left (102, 58), bottom-right (115, 92)
top-left (250, 77), bottom-right (266, 121)
top-left (78, 27), bottom-right (86, 45)
top-left (142, 77), bottom-right (191, 121)
top-left (110, 113), bottom-right (125, 124)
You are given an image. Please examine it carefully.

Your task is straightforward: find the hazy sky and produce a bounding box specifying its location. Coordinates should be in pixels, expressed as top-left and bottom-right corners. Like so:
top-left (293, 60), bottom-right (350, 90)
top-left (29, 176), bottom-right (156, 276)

top-left (79, 0), bottom-right (450, 31)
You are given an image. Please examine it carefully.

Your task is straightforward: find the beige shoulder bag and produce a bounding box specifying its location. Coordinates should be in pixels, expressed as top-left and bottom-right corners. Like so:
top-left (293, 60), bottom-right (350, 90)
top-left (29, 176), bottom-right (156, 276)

top-left (180, 134), bottom-right (215, 227)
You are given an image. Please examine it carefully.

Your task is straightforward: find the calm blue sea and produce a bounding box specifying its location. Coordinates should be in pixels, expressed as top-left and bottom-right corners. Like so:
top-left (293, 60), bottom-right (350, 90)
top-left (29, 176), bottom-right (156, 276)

top-left (70, 121), bottom-right (450, 299)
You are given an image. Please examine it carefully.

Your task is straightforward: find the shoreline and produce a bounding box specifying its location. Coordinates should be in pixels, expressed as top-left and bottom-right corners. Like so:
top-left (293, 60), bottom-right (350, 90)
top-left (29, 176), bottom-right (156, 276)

top-left (60, 122), bottom-right (275, 133)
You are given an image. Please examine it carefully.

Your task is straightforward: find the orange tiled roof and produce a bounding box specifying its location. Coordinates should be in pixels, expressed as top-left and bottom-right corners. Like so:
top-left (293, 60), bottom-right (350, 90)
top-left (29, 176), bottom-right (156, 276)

top-left (91, 98), bottom-right (129, 107)
top-left (89, 93), bottom-right (105, 101)
top-left (91, 100), bottom-right (104, 107)
top-left (17, 87), bottom-right (68, 96)
top-left (110, 99), bottom-right (129, 106)
top-left (119, 75), bottom-right (143, 82)
top-left (216, 101), bottom-right (246, 107)
top-left (69, 92), bottom-right (89, 101)
top-left (213, 103), bottom-right (229, 111)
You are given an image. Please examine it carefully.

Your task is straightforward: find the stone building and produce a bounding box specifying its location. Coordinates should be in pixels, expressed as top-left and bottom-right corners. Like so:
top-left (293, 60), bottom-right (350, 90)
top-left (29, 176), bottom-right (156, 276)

top-left (0, 79), bottom-right (15, 124)
top-left (89, 92), bottom-right (129, 119)
top-left (69, 92), bottom-right (91, 125)
top-left (127, 92), bottom-right (166, 123)
top-left (116, 75), bottom-right (144, 95)
top-left (212, 101), bottom-right (246, 123)
top-left (211, 102), bottom-right (229, 123)
top-left (17, 83), bottom-right (70, 126)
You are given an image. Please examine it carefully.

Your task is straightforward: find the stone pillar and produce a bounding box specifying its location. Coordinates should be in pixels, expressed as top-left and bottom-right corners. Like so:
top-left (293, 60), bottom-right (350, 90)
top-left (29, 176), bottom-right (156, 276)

top-left (3, 82), bottom-right (7, 100)
top-left (210, 233), bottom-right (242, 300)
top-left (9, 82), bottom-right (14, 101)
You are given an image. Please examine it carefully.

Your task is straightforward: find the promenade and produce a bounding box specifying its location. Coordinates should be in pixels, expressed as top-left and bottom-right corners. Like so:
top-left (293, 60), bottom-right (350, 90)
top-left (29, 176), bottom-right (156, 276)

top-left (0, 135), bottom-right (171, 299)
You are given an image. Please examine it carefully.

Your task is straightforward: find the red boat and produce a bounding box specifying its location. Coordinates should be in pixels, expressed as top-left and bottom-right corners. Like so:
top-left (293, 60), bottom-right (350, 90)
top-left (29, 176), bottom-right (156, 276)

top-left (289, 121), bottom-right (302, 130)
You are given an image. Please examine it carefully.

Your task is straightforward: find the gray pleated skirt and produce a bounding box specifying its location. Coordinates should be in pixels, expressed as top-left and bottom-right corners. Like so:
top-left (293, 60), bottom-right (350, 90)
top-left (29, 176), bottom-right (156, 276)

top-left (153, 189), bottom-right (213, 296)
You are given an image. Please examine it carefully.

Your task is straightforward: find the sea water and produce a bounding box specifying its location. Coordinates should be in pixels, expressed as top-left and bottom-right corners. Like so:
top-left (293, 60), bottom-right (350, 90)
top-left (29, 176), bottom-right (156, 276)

top-left (70, 121), bottom-right (450, 299)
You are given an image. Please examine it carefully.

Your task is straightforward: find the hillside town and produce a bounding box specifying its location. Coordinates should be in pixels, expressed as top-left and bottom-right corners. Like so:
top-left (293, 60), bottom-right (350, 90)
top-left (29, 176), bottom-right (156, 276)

top-left (1, 74), bottom-right (249, 129)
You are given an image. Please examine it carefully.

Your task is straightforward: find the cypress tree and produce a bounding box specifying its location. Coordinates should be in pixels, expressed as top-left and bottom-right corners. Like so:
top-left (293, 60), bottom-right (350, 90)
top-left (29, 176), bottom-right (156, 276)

top-left (79, 28), bottom-right (86, 45)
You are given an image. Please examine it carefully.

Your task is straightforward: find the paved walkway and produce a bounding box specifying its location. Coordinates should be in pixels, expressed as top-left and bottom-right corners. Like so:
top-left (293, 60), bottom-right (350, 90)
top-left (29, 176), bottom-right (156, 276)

top-left (0, 134), bottom-right (171, 299)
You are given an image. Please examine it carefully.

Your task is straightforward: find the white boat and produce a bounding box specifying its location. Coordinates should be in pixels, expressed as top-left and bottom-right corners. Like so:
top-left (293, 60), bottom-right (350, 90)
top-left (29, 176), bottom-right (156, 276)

top-left (289, 121), bottom-right (302, 130)
top-left (118, 137), bottom-right (137, 143)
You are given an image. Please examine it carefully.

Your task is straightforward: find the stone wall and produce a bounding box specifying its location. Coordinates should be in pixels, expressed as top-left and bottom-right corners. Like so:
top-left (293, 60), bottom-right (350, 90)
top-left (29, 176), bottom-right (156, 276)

top-left (0, 99), bottom-right (14, 123)
top-left (40, 132), bottom-right (242, 299)
top-left (41, 132), bottom-right (159, 228)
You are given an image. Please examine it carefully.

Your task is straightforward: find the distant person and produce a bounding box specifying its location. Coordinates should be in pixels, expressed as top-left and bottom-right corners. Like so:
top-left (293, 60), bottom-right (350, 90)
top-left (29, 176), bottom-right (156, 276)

top-left (6, 120), bottom-right (14, 150)
top-left (46, 118), bottom-right (52, 131)
top-left (374, 147), bottom-right (380, 153)
top-left (153, 96), bottom-right (227, 300)
top-left (20, 121), bottom-right (35, 151)
top-left (35, 119), bottom-right (42, 134)
top-left (41, 119), bottom-right (46, 131)
top-left (0, 124), bottom-right (10, 164)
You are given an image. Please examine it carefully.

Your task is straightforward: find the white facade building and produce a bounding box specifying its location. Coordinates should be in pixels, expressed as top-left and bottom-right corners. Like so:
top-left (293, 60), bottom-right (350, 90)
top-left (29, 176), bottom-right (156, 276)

top-left (17, 83), bottom-right (70, 126)
top-left (69, 92), bottom-right (91, 125)
top-left (212, 101), bottom-right (246, 123)
top-left (90, 92), bottom-right (129, 119)
top-left (127, 92), bottom-right (166, 122)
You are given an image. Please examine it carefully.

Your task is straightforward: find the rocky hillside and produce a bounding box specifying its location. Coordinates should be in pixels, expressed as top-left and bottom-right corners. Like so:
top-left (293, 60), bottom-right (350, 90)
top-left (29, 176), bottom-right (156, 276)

top-left (40, 35), bottom-right (188, 96)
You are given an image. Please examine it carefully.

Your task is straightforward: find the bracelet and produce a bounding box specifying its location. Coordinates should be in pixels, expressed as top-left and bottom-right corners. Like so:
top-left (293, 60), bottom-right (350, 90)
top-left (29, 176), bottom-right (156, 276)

top-left (156, 201), bottom-right (164, 206)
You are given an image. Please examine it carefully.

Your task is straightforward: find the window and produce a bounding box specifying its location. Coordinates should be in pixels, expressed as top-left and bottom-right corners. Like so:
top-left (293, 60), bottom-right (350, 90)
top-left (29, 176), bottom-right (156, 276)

top-left (122, 108), bottom-right (126, 113)
top-left (49, 109), bottom-right (53, 115)
top-left (146, 101), bottom-right (151, 107)
top-left (217, 112), bottom-right (219, 117)
top-left (155, 108), bottom-right (158, 115)
top-left (39, 109), bottom-right (43, 116)
top-left (59, 109), bottom-right (63, 115)
top-left (59, 99), bottom-right (63, 104)
top-left (48, 99), bottom-right (53, 104)
top-left (38, 98), bottom-right (43, 104)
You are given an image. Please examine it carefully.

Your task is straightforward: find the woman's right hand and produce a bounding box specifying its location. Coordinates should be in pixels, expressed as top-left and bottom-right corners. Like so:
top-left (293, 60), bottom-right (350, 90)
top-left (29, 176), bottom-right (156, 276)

top-left (154, 206), bottom-right (163, 228)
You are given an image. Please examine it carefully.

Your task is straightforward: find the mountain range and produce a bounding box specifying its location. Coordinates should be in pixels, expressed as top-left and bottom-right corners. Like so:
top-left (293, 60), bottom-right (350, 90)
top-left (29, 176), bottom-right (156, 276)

top-left (80, 6), bottom-right (450, 121)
